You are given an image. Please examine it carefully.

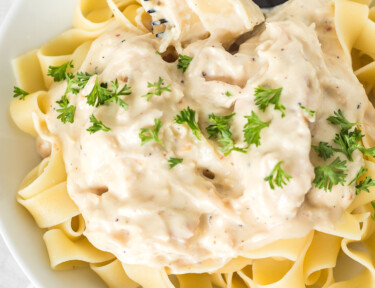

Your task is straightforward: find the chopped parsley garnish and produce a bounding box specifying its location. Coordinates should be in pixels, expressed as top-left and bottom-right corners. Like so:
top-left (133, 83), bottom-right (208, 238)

top-left (225, 91), bottom-right (232, 97)
top-left (76, 72), bottom-right (92, 88)
top-left (206, 113), bottom-right (247, 156)
top-left (243, 111), bottom-right (270, 147)
top-left (300, 105), bottom-right (315, 117)
top-left (65, 73), bottom-right (81, 95)
top-left (333, 128), bottom-right (363, 161)
top-left (177, 54), bottom-right (193, 73)
top-left (13, 86), bottom-right (29, 100)
top-left (355, 176), bottom-right (375, 195)
top-left (104, 79), bottom-right (131, 110)
top-left (47, 61), bottom-right (74, 82)
top-left (168, 157), bottom-right (183, 169)
top-left (175, 107), bottom-right (202, 140)
top-left (350, 167), bottom-right (375, 195)
top-left (349, 167), bottom-right (368, 186)
top-left (264, 161), bottom-right (292, 189)
top-left (312, 142), bottom-right (335, 160)
top-left (139, 118), bottom-right (164, 146)
top-left (87, 114), bottom-right (111, 134)
top-left (142, 77), bottom-right (171, 101)
top-left (254, 86), bottom-right (286, 117)
top-left (371, 202), bottom-right (375, 221)
top-left (56, 95), bottom-right (76, 124)
top-left (327, 109), bottom-right (358, 131)
top-left (312, 157), bottom-right (348, 191)
top-left (86, 79), bottom-right (112, 107)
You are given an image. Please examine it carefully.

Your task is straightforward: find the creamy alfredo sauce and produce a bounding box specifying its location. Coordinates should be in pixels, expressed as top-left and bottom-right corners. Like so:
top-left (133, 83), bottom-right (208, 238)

top-left (44, 0), bottom-right (371, 273)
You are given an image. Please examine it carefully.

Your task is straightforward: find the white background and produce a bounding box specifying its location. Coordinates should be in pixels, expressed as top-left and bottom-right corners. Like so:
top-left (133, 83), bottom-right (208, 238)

top-left (0, 1), bottom-right (34, 287)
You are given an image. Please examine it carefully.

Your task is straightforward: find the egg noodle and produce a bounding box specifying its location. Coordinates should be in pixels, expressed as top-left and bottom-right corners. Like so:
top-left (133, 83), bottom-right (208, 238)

top-left (9, 0), bottom-right (375, 287)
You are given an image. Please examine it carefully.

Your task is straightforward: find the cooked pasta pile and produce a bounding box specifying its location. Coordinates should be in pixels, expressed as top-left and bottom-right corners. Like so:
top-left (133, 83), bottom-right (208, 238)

top-left (9, 0), bottom-right (375, 287)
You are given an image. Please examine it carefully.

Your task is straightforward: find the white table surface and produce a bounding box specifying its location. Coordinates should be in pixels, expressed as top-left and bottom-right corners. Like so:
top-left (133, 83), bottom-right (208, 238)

top-left (0, 0), bottom-right (35, 287)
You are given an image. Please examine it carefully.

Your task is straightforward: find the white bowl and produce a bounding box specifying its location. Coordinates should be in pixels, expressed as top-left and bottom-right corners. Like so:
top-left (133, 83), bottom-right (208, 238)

top-left (0, 0), bottom-right (106, 287)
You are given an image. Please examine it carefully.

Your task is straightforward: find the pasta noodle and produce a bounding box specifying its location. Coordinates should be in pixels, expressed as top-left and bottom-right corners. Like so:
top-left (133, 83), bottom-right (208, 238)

top-left (9, 0), bottom-right (375, 287)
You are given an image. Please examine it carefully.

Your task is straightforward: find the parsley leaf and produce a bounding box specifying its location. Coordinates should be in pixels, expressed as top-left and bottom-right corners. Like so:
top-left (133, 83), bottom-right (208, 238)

top-left (360, 146), bottom-right (375, 158)
top-left (168, 157), bottom-right (183, 169)
top-left (142, 77), bottom-right (171, 101)
top-left (206, 113), bottom-right (247, 156)
top-left (177, 54), bottom-right (193, 73)
top-left (300, 105), bottom-right (315, 117)
top-left (243, 111), bottom-right (270, 147)
top-left (225, 91), bottom-right (232, 97)
top-left (104, 79), bottom-right (131, 110)
top-left (139, 118), bottom-right (164, 146)
top-left (264, 161), bottom-right (292, 189)
top-left (65, 73), bottom-right (81, 95)
top-left (86, 79), bottom-right (112, 107)
top-left (312, 142), bottom-right (335, 160)
top-left (87, 114), bottom-right (111, 134)
top-left (333, 128), bottom-right (364, 161)
top-left (254, 86), bottom-right (286, 117)
top-left (76, 72), bottom-right (92, 88)
top-left (327, 109), bottom-right (358, 131)
top-left (175, 107), bottom-right (202, 140)
top-left (349, 167), bottom-right (368, 186)
top-left (371, 201), bottom-right (375, 221)
top-left (47, 61), bottom-right (74, 82)
top-left (13, 86), bottom-right (29, 100)
top-left (355, 176), bottom-right (375, 195)
top-left (350, 167), bottom-right (375, 195)
top-left (312, 157), bottom-right (348, 191)
top-left (56, 95), bottom-right (76, 124)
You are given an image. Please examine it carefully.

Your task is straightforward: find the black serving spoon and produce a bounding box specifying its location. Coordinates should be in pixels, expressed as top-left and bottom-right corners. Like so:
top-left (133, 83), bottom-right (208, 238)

top-left (252, 0), bottom-right (288, 8)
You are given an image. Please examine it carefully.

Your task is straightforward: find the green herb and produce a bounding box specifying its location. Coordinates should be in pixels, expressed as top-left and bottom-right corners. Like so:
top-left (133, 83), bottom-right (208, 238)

top-left (76, 72), bottom-right (92, 88)
top-left (243, 111), bottom-right (270, 147)
top-left (56, 95), bottom-right (76, 124)
top-left (104, 79), bottom-right (131, 110)
top-left (65, 73), bottom-right (81, 95)
top-left (327, 109), bottom-right (358, 131)
top-left (47, 61), bottom-right (74, 82)
top-left (86, 79), bottom-right (112, 107)
top-left (348, 166), bottom-right (375, 195)
top-left (349, 167), bottom-right (368, 186)
top-left (155, 50), bottom-right (161, 55)
top-left (300, 105), bottom-right (315, 117)
top-left (254, 86), bottom-right (285, 117)
top-left (13, 86), bottom-right (29, 100)
top-left (355, 176), bottom-right (375, 195)
top-left (139, 118), bottom-right (164, 146)
top-left (87, 114), bottom-right (111, 134)
top-left (371, 201), bottom-right (375, 221)
top-left (142, 77), bottom-right (171, 101)
top-left (312, 142), bottom-right (335, 160)
top-left (333, 128), bottom-right (364, 161)
top-left (225, 91), bottom-right (232, 97)
top-left (168, 157), bottom-right (183, 169)
top-left (177, 54), bottom-right (193, 73)
top-left (206, 113), bottom-right (247, 156)
top-left (312, 157), bottom-right (348, 191)
top-left (264, 161), bottom-right (292, 189)
top-left (360, 146), bottom-right (375, 158)
top-left (175, 107), bottom-right (202, 140)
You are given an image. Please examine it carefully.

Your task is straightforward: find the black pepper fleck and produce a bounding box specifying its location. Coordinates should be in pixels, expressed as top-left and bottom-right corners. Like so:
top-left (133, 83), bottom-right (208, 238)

top-left (202, 72), bottom-right (207, 77)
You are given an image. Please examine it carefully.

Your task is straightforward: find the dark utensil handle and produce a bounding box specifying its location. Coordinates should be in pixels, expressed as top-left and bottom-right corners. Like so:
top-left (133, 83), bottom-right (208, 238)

top-left (252, 0), bottom-right (288, 8)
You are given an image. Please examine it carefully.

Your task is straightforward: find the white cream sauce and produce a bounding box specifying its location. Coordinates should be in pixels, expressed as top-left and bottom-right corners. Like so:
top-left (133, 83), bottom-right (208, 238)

top-left (44, 0), bottom-right (371, 273)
